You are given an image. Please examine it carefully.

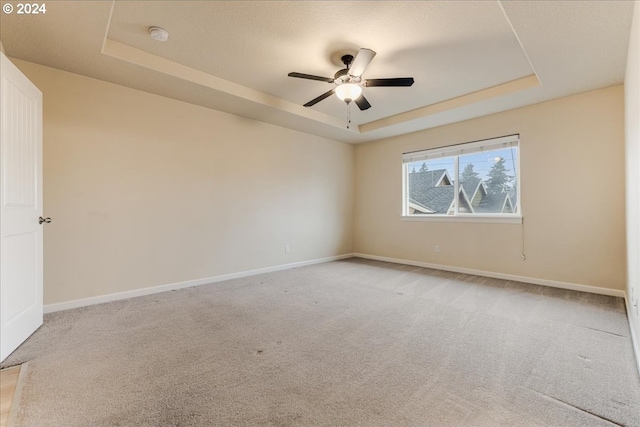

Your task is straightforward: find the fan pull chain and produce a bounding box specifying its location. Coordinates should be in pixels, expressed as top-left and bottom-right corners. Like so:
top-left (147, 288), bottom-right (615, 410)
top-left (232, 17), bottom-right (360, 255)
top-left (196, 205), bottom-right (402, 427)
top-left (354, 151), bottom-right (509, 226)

top-left (346, 101), bottom-right (351, 129)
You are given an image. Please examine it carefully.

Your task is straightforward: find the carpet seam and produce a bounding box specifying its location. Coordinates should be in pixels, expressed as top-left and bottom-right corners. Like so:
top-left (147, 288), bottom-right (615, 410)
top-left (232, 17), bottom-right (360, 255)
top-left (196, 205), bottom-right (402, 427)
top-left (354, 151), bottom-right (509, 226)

top-left (528, 388), bottom-right (623, 426)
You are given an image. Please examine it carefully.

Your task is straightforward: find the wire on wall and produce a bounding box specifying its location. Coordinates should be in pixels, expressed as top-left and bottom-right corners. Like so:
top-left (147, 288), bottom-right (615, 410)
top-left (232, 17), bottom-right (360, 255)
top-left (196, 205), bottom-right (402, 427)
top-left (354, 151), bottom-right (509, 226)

top-left (521, 217), bottom-right (526, 261)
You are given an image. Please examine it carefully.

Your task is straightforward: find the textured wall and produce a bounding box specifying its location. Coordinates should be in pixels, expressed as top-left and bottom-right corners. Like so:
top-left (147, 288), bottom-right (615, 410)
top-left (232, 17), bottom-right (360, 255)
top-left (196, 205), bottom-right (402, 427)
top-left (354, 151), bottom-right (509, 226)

top-left (355, 86), bottom-right (626, 290)
top-left (13, 59), bottom-right (355, 305)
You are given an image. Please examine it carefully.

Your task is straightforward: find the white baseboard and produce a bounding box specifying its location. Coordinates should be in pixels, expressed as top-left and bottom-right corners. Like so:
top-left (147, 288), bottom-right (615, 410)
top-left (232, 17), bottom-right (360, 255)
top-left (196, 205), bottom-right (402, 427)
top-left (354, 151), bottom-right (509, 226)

top-left (353, 253), bottom-right (626, 298)
top-left (44, 251), bottom-right (626, 310)
top-left (44, 253), bottom-right (355, 314)
top-left (625, 294), bottom-right (640, 376)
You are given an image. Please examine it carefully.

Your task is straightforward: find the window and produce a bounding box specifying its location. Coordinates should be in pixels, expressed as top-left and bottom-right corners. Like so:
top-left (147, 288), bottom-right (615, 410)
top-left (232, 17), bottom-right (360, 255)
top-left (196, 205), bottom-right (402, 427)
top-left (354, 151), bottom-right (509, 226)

top-left (402, 135), bottom-right (520, 221)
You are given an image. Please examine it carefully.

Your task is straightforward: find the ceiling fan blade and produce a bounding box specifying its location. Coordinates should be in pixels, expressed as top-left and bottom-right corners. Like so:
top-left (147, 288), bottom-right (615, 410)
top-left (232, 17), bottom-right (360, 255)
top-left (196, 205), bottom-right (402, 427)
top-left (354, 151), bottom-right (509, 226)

top-left (303, 89), bottom-right (335, 107)
top-left (348, 48), bottom-right (376, 78)
top-left (354, 94), bottom-right (371, 111)
top-left (288, 72), bottom-right (334, 83)
top-left (365, 77), bottom-right (414, 87)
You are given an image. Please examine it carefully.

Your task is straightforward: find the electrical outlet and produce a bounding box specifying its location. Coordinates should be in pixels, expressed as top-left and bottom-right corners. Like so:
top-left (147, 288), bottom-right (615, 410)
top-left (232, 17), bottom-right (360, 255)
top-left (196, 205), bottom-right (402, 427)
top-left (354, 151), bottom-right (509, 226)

top-left (285, 244), bottom-right (290, 253)
top-left (434, 245), bottom-right (440, 253)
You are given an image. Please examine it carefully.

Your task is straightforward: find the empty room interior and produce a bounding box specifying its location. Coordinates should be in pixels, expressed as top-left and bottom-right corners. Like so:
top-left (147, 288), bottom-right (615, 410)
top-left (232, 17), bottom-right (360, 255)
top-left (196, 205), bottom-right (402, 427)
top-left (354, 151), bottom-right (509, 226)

top-left (1, 1), bottom-right (640, 426)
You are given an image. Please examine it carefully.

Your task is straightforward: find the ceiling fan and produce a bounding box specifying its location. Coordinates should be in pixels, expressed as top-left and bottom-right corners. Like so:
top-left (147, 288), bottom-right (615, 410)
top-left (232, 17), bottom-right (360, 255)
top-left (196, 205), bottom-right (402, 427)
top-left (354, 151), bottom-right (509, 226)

top-left (288, 48), bottom-right (414, 111)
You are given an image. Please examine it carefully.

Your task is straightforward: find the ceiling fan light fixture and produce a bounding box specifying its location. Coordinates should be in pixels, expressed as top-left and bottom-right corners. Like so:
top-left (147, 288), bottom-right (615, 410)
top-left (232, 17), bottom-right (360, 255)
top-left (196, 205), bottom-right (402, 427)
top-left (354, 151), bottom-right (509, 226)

top-left (335, 83), bottom-right (362, 102)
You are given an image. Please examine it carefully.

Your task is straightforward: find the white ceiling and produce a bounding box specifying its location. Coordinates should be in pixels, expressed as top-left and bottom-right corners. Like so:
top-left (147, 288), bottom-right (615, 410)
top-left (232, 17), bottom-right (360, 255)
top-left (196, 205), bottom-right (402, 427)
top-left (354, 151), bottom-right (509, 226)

top-left (0, 1), bottom-right (634, 143)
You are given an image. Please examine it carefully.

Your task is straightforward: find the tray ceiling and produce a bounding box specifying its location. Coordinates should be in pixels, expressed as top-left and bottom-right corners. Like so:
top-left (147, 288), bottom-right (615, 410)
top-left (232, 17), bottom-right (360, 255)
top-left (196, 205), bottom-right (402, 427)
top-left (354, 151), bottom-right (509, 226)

top-left (0, 1), bottom-right (634, 143)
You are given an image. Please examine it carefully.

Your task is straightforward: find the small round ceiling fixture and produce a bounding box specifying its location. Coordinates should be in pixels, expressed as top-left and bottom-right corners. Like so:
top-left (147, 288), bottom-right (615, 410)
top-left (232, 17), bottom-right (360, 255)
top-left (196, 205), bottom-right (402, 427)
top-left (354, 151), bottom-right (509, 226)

top-left (149, 26), bottom-right (169, 42)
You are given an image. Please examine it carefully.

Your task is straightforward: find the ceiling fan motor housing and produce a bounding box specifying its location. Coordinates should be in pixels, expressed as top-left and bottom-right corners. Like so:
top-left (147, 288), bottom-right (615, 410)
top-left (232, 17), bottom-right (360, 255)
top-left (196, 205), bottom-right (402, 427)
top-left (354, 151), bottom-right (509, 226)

top-left (334, 69), bottom-right (348, 84)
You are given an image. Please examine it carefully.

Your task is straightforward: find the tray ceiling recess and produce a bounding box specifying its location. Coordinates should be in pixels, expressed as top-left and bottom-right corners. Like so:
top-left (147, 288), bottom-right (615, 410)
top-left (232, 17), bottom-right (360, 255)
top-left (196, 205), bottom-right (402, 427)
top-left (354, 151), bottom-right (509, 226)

top-left (0, 1), bottom-right (633, 143)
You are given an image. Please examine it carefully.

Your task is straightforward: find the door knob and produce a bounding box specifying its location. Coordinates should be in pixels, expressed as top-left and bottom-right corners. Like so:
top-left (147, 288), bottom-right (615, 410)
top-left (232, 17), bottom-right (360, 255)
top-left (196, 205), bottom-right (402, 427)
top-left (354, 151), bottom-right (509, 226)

top-left (39, 216), bottom-right (51, 224)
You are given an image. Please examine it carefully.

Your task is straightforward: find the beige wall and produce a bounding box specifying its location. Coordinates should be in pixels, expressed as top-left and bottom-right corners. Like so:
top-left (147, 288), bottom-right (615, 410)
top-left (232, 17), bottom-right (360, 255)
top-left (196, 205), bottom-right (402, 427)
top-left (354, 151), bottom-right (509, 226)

top-left (8, 57), bottom-right (629, 304)
top-left (625, 2), bottom-right (640, 360)
top-left (355, 86), bottom-right (626, 290)
top-left (12, 59), bottom-right (354, 305)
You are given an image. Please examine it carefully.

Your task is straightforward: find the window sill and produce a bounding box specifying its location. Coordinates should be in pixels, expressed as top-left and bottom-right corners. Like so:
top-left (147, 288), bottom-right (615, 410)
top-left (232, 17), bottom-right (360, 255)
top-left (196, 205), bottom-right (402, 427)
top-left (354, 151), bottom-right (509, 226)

top-left (401, 215), bottom-right (523, 224)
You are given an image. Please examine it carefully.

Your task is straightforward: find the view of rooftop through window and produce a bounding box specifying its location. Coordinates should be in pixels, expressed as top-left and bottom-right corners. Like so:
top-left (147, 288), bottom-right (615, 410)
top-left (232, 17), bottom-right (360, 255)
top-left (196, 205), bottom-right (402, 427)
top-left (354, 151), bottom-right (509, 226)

top-left (404, 138), bottom-right (519, 216)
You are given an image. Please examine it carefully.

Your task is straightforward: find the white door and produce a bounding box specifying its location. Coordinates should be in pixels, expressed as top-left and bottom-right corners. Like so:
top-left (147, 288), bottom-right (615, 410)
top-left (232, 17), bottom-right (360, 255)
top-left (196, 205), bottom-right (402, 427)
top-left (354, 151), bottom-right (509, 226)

top-left (0, 52), bottom-right (44, 362)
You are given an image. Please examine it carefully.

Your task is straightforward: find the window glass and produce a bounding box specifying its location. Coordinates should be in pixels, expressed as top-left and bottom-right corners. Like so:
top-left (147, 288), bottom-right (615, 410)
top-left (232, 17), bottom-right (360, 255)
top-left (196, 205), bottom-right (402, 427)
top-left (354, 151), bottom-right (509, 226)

top-left (406, 158), bottom-right (455, 215)
top-left (403, 136), bottom-right (519, 217)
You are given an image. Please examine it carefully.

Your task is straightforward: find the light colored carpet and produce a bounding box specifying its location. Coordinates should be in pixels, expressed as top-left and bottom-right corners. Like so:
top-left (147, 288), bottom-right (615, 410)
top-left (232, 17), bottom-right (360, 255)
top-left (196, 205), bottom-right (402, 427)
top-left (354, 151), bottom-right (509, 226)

top-left (2, 258), bottom-right (639, 426)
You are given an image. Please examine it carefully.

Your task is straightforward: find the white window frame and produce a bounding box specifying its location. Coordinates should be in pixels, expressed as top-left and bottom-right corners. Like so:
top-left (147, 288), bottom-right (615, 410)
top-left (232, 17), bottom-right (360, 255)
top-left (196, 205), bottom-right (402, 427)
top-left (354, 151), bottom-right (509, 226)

top-left (402, 134), bottom-right (522, 224)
